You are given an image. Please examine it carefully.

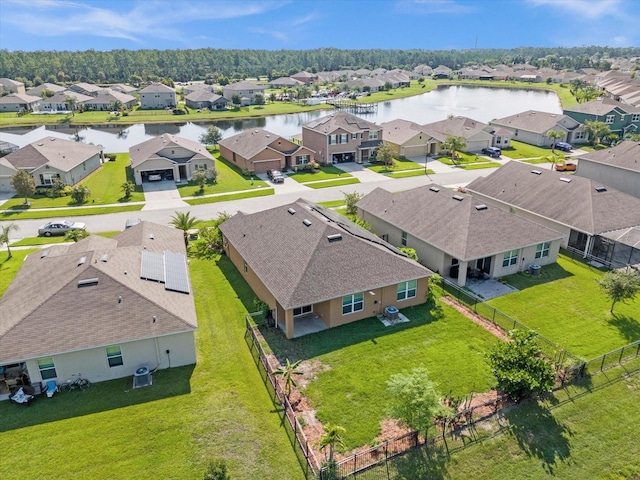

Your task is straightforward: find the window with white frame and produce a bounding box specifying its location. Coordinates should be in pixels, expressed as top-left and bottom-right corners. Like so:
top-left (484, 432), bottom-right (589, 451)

top-left (329, 134), bottom-right (337, 145)
top-left (41, 172), bottom-right (60, 186)
top-left (502, 249), bottom-right (519, 267)
top-left (293, 305), bottom-right (312, 317)
top-left (633, 114), bottom-right (640, 122)
top-left (397, 280), bottom-right (417, 301)
top-left (535, 242), bottom-right (551, 259)
top-left (351, 133), bottom-right (358, 139)
top-left (369, 130), bottom-right (379, 139)
top-left (342, 292), bottom-right (364, 315)
top-left (106, 345), bottom-right (124, 367)
top-left (196, 164), bottom-right (207, 170)
top-left (575, 131), bottom-right (586, 140)
top-left (340, 133), bottom-right (348, 144)
top-left (401, 231), bottom-right (407, 246)
top-left (606, 115), bottom-right (614, 124)
top-left (296, 154), bottom-right (310, 165)
top-left (620, 114), bottom-right (626, 122)
top-left (495, 136), bottom-right (502, 144)
top-left (38, 357), bottom-right (57, 380)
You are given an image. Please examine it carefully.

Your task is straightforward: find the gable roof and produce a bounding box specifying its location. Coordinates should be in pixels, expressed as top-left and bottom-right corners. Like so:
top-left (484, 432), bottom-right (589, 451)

top-left (304, 111), bottom-right (380, 134)
top-left (467, 161), bottom-right (640, 235)
top-left (218, 128), bottom-right (301, 159)
top-left (129, 133), bottom-right (214, 168)
top-left (139, 82), bottom-right (175, 93)
top-left (44, 90), bottom-right (93, 104)
top-left (219, 200), bottom-right (432, 310)
top-left (72, 82), bottom-right (103, 94)
top-left (381, 119), bottom-right (445, 144)
top-left (27, 83), bottom-right (67, 95)
top-left (563, 97), bottom-right (640, 115)
top-left (578, 140), bottom-right (640, 172)
top-left (0, 221), bottom-right (197, 364)
top-left (185, 90), bottom-right (227, 103)
top-left (423, 116), bottom-right (492, 141)
top-left (82, 90), bottom-right (136, 105)
top-left (357, 185), bottom-right (563, 261)
top-left (224, 80), bottom-right (265, 91)
top-left (4, 137), bottom-right (102, 172)
top-left (490, 110), bottom-right (580, 134)
top-left (0, 93), bottom-right (41, 105)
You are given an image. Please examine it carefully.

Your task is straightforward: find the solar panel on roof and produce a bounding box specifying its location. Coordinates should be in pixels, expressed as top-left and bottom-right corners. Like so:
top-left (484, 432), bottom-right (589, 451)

top-left (164, 251), bottom-right (190, 294)
top-left (140, 250), bottom-right (165, 282)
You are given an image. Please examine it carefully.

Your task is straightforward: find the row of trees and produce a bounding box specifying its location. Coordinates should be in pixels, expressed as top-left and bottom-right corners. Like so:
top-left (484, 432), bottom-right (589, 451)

top-left (2, 46), bottom-right (638, 86)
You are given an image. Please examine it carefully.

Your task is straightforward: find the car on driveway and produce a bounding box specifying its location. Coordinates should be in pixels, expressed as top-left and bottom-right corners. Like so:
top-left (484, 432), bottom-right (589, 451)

top-left (481, 147), bottom-right (502, 158)
top-left (555, 142), bottom-right (573, 152)
top-left (554, 162), bottom-right (577, 172)
top-left (267, 169), bottom-right (285, 183)
top-left (38, 220), bottom-right (87, 237)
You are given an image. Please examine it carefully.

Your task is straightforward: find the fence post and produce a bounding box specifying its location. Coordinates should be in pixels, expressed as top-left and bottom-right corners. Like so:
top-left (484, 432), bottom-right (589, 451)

top-left (637, 342), bottom-right (640, 358)
top-left (600, 354), bottom-right (606, 372)
top-left (619, 346), bottom-right (625, 365)
top-left (492, 308), bottom-right (496, 324)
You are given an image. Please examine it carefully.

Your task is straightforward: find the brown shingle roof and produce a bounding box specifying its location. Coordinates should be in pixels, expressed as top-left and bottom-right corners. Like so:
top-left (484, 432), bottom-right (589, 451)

top-left (219, 200), bottom-right (432, 310)
top-left (423, 116), bottom-right (492, 141)
top-left (129, 133), bottom-right (214, 168)
top-left (218, 128), bottom-right (301, 159)
top-left (4, 137), bottom-right (102, 172)
top-left (467, 161), bottom-right (640, 235)
top-left (357, 185), bottom-right (563, 261)
top-left (139, 82), bottom-right (175, 93)
top-left (578, 140), bottom-right (640, 172)
top-left (304, 111), bottom-right (380, 134)
top-left (490, 110), bottom-right (579, 134)
top-left (0, 221), bottom-right (196, 364)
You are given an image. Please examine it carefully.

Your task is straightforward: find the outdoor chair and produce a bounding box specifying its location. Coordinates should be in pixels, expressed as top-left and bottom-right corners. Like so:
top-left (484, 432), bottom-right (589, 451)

top-left (44, 380), bottom-right (58, 398)
top-left (9, 386), bottom-right (35, 406)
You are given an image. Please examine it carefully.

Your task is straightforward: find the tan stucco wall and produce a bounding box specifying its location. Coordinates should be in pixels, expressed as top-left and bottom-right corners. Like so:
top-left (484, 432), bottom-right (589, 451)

top-left (576, 161), bottom-right (640, 198)
top-left (140, 92), bottom-right (176, 109)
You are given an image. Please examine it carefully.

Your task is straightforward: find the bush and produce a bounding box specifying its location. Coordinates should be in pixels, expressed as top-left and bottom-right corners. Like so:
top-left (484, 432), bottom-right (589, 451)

top-left (202, 459), bottom-right (231, 480)
top-left (105, 153), bottom-right (117, 162)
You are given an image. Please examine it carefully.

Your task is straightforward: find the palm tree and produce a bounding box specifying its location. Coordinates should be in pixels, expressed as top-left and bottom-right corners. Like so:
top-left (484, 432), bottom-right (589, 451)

top-left (64, 94), bottom-right (77, 116)
top-left (546, 130), bottom-right (565, 152)
top-left (272, 358), bottom-right (303, 398)
top-left (0, 223), bottom-right (19, 259)
top-left (121, 181), bottom-right (135, 199)
top-left (317, 424), bottom-right (346, 465)
top-left (170, 211), bottom-right (199, 247)
top-left (584, 120), bottom-right (612, 146)
top-left (442, 136), bottom-right (467, 165)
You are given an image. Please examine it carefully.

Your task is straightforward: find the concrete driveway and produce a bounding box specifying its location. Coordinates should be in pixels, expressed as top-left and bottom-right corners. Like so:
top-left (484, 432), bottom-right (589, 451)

top-left (142, 180), bottom-right (189, 211)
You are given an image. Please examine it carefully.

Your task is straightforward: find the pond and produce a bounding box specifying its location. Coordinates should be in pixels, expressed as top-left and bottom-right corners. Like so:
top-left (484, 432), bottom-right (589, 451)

top-left (0, 86), bottom-right (562, 153)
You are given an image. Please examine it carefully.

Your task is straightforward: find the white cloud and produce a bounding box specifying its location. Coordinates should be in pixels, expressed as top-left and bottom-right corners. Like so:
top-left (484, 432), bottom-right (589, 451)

top-left (395, 0), bottom-right (476, 14)
top-left (527, 0), bottom-right (624, 19)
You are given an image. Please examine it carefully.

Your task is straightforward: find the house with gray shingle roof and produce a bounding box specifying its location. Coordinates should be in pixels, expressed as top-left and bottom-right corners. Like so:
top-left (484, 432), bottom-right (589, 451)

top-left (380, 119), bottom-right (444, 158)
top-left (69, 82), bottom-right (103, 96)
top-left (139, 82), bottom-right (176, 109)
top-left (220, 199), bottom-right (432, 338)
top-left (184, 90), bottom-right (229, 110)
top-left (27, 83), bottom-right (67, 96)
top-left (218, 128), bottom-right (315, 174)
top-left (0, 156), bottom-right (18, 193)
top-left (423, 116), bottom-right (501, 152)
top-left (358, 185), bottom-right (563, 287)
top-left (291, 71), bottom-right (317, 85)
top-left (40, 90), bottom-right (93, 112)
top-left (302, 111), bottom-right (382, 164)
top-left (563, 97), bottom-right (640, 139)
top-left (467, 161), bottom-right (640, 266)
top-left (3, 137), bottom-right (104, 188)
top-left (222, 81), bottom-right (265, 105)
top-left (0, 78), bottom-right (25, 94)
top-left (0, 221), bottom-right (197, 394)
top-left (80, 89), bottom-right (137, 111)
top-left (575, 140), bottom-right (640, 198)
top-left (129, 133), bottom-right (215, 184)
top-left (489, 110), bottom-right (587, 147)
top-left (0, 93), bottom-right (41, 112)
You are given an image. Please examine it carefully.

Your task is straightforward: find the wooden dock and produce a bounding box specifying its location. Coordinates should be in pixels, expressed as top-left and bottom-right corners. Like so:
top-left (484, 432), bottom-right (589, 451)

top-left (326, 99), bottom-right (378, 114)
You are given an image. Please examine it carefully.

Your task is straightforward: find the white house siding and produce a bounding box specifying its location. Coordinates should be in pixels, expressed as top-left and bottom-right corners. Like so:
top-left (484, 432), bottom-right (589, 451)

top-left (24, 332), bottom-right (196, 386)
top-left (0, 163), bottom-right (16, 193)
top-left (133, 157), bottom-right (176, 184)
top-left (30, 152), bottom-right (103, 187)
top-left (140, 92), bottom-right (176, 109)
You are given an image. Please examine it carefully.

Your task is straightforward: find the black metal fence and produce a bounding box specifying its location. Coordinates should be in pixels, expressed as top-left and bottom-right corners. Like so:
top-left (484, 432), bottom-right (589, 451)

top-left (438, 279), bottom-right (583, 369)
top-left (564, 339), bottom-right (640, 379)
top-left (244, 314), bottom-right (320, 479)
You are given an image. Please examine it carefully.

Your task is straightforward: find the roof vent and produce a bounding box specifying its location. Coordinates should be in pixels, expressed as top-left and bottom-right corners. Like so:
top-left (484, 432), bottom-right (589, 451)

top-left (327, 233), bottom-right (342, 242)
top-left (559, 177), bottom-right (572, 183)
top-left (149, 234), bottom-right (155, 240)
top-left (100, 254), bottom-right (109, 262)
top-left (78, 256), bottom-right (87, 266)
top-left (531, 169), bottom-right (542, 175)
top-left (288, 208), bottom-right (296, 215)
top-left (78, 278), bottom-right (99, 287)
top-left (40, 250), bottom-right (49, 259)
top-left (475, 204), bottom-right (488, 211)
top-left (429, 186), bottom-right (440, 192)
top-left (303, 219), bottom-right (312, 226)
top-left (595, 186), bottom-right (607, 192)
top-left (452, 195), bottom-right (464, 201)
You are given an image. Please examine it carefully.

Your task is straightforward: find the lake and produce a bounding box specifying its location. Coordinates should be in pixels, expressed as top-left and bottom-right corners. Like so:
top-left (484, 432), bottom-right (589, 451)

top-left (0, 86), bottom-right (562, 153)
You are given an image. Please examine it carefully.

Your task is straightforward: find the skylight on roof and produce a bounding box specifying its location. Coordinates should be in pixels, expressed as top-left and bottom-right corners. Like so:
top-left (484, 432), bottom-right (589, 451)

top-left (429, 186), bottom-right (440, 192)
top-left (452, 195), bottom-right (464, 201)
top-left (559, 177), bottom-right (572, 183)
top-left (531, 169), bottom-right (542, 175)
top-left (595, 186), bottom-right (607, 192)
top-left (475, 204), bottom-right (488, 211)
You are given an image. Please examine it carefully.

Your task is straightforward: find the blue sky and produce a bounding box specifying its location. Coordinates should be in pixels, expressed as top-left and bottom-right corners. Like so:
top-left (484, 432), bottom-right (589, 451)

top-left (1, 0), bottom-right (638, 52)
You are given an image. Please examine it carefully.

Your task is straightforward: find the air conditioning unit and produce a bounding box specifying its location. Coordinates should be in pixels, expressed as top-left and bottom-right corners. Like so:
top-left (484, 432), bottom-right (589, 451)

top-left (133, 366), bottom-right (152, 389)
top-left (385, 306), bottom-right (399, 321)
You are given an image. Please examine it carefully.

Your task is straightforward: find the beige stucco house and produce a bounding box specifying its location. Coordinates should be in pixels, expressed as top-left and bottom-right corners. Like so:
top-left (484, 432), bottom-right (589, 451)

top-left (490, 110), bottom-right (587, 147)
top-left (380, 119), bottom-right (445, 158)
top-left (0, 93), bottom-right (41, 112)
top-left (139, 83), bottom-right (176, 109)
top-left (423, 116), bottom-right (505, 152)
top-left (222, 81), bottom-right (266, 105)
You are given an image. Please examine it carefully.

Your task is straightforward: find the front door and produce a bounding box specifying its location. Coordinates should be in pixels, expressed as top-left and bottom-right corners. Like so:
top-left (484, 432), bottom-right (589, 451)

top-left (178, 165), bottom-right (187, 181)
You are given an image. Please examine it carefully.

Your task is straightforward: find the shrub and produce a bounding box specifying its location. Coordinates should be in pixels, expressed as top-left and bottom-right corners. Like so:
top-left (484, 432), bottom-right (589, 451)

top-left (202, 459), bottom-right (231, 480)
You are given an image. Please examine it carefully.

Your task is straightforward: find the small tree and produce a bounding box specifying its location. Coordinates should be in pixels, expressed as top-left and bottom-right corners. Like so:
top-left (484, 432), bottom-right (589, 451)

top-left (442, 135), bottom-right (467, 165)
top-left (546, 130), bottom-right (565, 152)
top-left (0, 223), bottom-right (19, 259)
top-left (272, 358), bottom-right (303, 398)
top-left (343, 191), bottom-right (363, 216)
top-left (193, 212), bottom-right (231, 258)
top-left (386, 367), bottom-right (451, 442)
top-left (584, 120), bottom-right (612, 146)
top-left (11, 170), bottom-right (36, 205)
top-left (375, 141), bottom-right (395, 166)
top-left (170, 211), bottom-right (199, 247)
top-left (71, 186), bottom-right (91, 204)
top-left (121, 181), bottom-right (135, 199)
top-left (199, 125), bottom-right (223, 148)
top-left (317, 424), bottom-right (346, 467)
top-left (65, 229), bottom-right (89, 243)
top-left (231, 94), bottom-right (241, 108)
top-left (64, 94), bottom-right (77, 115)
top-left (598, 269), bottom-right (640, 313)
top-left (192, 170), bottom-right (208, 194)
top-left (254, 93), bottom-right (265, 106)
top-left (202, 459), bottom-right (231, 480)
top-left (485, 329), bottom-right (555, 402)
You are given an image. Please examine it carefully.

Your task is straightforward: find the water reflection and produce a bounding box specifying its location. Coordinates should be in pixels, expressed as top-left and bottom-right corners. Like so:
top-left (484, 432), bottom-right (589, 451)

top-left (1, 86), bottom-right (562, 153)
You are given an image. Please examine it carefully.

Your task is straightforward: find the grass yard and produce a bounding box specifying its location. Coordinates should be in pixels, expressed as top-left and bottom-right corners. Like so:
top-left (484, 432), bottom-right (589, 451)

top-left (0, 255), bottom-right (303, 480)
top-left (367, 158), bottom-right (423, 173)
top-left (386, 169), bottom-right (435, 178)
top-left (305, 177), bottom-right (361, 189)
top-left (490, 254), bottom-right (640, 359)
top-left (10, 230), bottom-right (121, 246)
top-left (523, 157), bottom-right (557, 164)
top-left (1, 153), bottom-right (143, 210)
top-left (257, 301), bottom-right (499, 449)
top-left (437, 152), bottom-right (493, 166)
top-left (361, 80), bottom-right (437, 102)
top-left (0, 204), bottom-right (143, 220)
top-left (287, 165), bottom-right (351, 183)
top-left (458, 162), bottom-right (502, 170)
top-left (363, 359), bottom-right (640, 480)
top-left (317, 199), bottom-right (346, 208)
top-left (185, 187), bottom-right (274, 205)
top-left (177, 154), bottom-right (268, 198)
top-left (500, 141), bottom-right (560, 160)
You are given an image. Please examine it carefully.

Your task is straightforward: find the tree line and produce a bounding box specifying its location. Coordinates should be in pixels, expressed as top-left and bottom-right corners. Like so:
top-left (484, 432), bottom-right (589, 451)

top-left (1, 46), bottom-right (639, 86)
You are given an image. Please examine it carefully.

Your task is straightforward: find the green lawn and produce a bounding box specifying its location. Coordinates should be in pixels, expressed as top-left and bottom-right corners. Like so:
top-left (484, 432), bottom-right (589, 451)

top-left (177, 154), bottom-right (268, 197)
top-left (0, 249), bottom-right (38, 296)
top-left (0, 204), bottom-right (143, 220)
top-left (0, 255), bottom-right (303, 480)
top-left (490, 254), bottom-right (640, 359)
top-left (437, 152), bottom-right (493, 166)
top-left (366, 359), bottom-right (640, 480)
top-left (259, 302), bottom-right (498, 449)
top-left (523, 157), bottom-right (557, 164)
top-left (185, 187), bottom-right (274, 205)
top-left (367, 158), bottom-right (423, 173)
top-left (458, 162), bottom-right (502, 170)
top-left (287, 165), bottom-right (351, 183)
top-left (10, 231), bottom-right (121, 246)
top-left (386, 169), bottom-right (435, 178)
top-left (501, 141), bottom-right (562, 160)
top-left (1, 152), bottom-right (143, 210)
top-left (317, 200), bottom-right (346, 208)
top-left (304, 177), bottom-right (361, 189)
